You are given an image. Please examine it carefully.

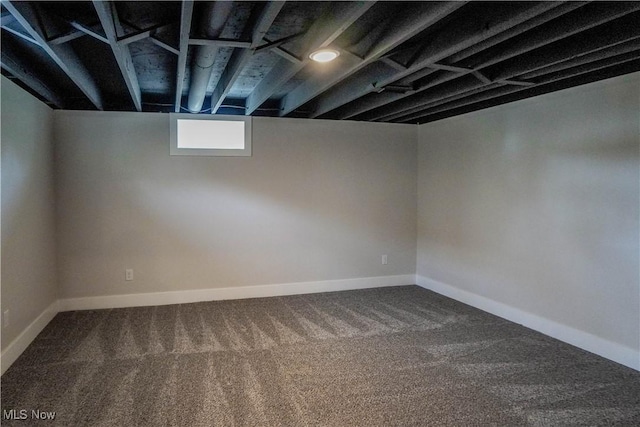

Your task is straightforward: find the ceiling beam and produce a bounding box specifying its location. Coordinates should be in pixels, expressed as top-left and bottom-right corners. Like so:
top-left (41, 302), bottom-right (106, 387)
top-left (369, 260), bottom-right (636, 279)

top-left (3, 0), bottom-right (103, 110)
top-left (1, 23), bottom-right (40, 46)
top-left (270, 46), bottom-right (302, 64)
top-left (245, 1), bottom-right (376, 115)
top-left (361, 21), bottom-right (640, 124)
top-left (518, 38), bottom-right (640, 81)
top-left (353, 2), bottom-right (639, 121)
top-left (149, 36), bottom-right (179, 55)
top-left (469, 2), bottom-right (640, 71)
top-left (364, 29), bottom-right (640, 121)
top-left (412, 60), bottom-right (640, 126)
top-left (255, 32), bottom-right (302, 52)
top-left (499, 79), bottom-right (534, 87)
top-left (0, 12), bottom-right (15, 26)
top-left (367, 74), bottom-right (488, 122)
top-left (93, 0), bottom-right (142, 111)
top-left (376, 81), bottom-right (501, 123)
top-left (1, 45), bottom-right (65, 108)
top-left (210, 1), bottom-right (286, 114)
top-left (188, 38), bottom-right (252, 48)
top-left (117, 30), bottom-right (156, 45)
top-left (357, 25), bottom-right (640, 121)
top-left (249, 2), bottom-right (286, 49)
top-left (418, 61), bottom-right (640, 126)
top-left (174, 0), bottom-right (194, 112)
top-left (117, 22), bottom-right (173, 45)
top-left (350, 3), bottom-right (589, 119)
top-left (490, 13), bottom-right (640, 81)
top-left (471, 70), bottom-right (491, 85)
top-left (424, 63), bottom-right (471, 74)
top-left (310, 1), bottom-right (582, 119)
top-left (256, 33), bottom-right (307, 63)
top-left (379, 57), bottom-right (407, 72)
top-left (279, 1), bottom-right (465, 116)
top-left (389, 42), bottom-right (640, 124)
top-left (69, 21), bottom-right (108, 44)
top-left (404, 55), bottom-right (640, 125)
top-left (48, 28), bottom-right (86, 45)
top-left (371, 80), bottom-right (542, 124)
top-left (118, 29), bottom-right (155, 45)
top-left (445, 2), bottom-right (587, 64)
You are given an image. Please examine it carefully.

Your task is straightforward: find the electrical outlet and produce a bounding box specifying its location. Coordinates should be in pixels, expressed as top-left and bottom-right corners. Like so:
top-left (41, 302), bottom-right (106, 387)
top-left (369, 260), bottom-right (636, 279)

top-left (381, 254), bottom-right (388, 265)
top-left (3, 310), bottom-right (9, 328)
top-left (125, 269), bottom-right (134, 281)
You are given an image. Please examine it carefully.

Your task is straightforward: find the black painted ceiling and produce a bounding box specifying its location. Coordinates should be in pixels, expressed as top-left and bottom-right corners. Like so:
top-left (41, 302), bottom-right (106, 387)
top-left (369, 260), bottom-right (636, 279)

top-left (2, 1), bottom-right (639, 124)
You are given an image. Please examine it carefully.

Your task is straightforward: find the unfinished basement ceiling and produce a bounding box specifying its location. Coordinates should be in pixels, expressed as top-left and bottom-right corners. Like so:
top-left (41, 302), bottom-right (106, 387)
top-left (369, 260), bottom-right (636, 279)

top-left (2, 1), bottom-right (639, 124)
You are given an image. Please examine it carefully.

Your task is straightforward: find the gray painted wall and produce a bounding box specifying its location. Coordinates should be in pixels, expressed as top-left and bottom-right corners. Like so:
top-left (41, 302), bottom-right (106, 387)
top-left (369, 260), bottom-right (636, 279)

top-left (1, 77), bottom-right (58, 351)
top-left (417, 73), bottom-right (640, 352)
top-left (3, 69), bottom-right (638, 368)
top-left (54, 113), bottom-right (417, 298)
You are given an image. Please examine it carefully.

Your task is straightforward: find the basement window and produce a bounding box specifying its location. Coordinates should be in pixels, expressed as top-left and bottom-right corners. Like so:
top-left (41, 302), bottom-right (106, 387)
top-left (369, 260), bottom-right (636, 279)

top-left (170, 114), bottom-right (252, 156)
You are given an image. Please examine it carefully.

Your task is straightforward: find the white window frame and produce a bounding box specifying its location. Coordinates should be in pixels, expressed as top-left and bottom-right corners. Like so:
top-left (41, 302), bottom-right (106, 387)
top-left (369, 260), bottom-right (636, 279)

top-left (169, 113), bottom-right (252, 157)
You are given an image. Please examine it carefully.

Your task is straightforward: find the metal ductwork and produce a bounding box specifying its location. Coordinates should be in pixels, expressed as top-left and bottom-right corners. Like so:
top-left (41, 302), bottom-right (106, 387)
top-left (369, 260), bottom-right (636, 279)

top-left (187, 1), bottom-right (234, 113)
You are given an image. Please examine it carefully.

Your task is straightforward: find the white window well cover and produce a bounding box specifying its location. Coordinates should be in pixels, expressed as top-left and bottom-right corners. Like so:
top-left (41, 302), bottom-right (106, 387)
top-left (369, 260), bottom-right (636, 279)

top-left (170, 114), bottom-right (252, 156)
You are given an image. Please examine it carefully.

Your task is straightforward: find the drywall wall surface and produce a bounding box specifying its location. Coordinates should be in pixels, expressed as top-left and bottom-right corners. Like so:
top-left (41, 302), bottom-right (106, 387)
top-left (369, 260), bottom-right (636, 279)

top-left (417, 73), bottom-right (640, 352)
top-left (1, 77), bottom-right (57, 350)
top-left (54, 112), bottom-right (417, 298)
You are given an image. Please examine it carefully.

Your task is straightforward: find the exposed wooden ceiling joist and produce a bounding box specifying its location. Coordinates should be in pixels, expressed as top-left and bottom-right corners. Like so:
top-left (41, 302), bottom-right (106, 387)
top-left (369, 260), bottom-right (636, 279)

top-left (3, 0), bottom-right (104, 110)
top-left (407, 57), bottom-right (640, 125)
top-left (173, 0), bottom-right (193, 112)
top-left (325, 3), bottom-right (640, 122)
top-left (210, 1), bottom-right (286, 114)
top-left (244, 0), bottom-right (376, 115)
top-left (361, 12), bottom-right (640, 123)
top-left (1, 44), bottom-right (65, 108)
top-left (1, 1), bottom-right (638, 123)
top-left (310, 1), bottom-right (578, 120)
top-left (93, 0), bottom-right (142, 111)
top-left (279, 1), bottom-right (465, 116)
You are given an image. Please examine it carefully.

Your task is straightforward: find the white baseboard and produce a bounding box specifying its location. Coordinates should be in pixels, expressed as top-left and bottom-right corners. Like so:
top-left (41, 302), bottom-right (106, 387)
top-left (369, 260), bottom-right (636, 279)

top-left (1, 301), bottom-right (60, 375)
top-left (2, 275), bottom-right (414, 376)
top-left (416, 275), bottom-right (639, 371)
top-left (59, 274), bottom-right (416, 312)
top-left (12, 275), bottom-right (635, 375)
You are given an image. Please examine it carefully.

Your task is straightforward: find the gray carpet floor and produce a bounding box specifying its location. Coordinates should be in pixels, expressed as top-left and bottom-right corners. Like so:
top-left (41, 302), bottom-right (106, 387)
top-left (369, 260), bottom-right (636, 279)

top-left (2, 285), bottom-right (640, 426)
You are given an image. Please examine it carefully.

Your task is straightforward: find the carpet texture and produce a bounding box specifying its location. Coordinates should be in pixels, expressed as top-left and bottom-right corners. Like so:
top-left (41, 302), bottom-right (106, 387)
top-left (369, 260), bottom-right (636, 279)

top-left (2, 286), bottom-right (640, 426)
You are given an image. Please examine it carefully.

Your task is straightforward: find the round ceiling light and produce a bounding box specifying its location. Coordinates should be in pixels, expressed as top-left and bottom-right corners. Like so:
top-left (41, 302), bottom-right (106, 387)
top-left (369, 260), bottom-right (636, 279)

top-left (309, 48), bottom-right (340, 63)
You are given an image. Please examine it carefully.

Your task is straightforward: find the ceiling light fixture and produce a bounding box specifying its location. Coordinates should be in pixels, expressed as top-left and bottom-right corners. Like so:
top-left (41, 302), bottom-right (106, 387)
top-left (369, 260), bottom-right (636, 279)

top-left (309, 48), bottom-right (340, 63)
